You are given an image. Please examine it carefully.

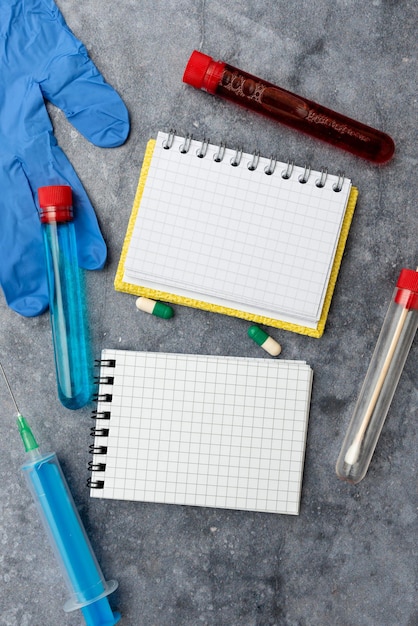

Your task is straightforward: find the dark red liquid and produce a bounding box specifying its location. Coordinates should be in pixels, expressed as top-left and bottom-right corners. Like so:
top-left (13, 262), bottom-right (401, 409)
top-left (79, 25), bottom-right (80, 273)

top-left (216, 65), bottom-right (394, 164)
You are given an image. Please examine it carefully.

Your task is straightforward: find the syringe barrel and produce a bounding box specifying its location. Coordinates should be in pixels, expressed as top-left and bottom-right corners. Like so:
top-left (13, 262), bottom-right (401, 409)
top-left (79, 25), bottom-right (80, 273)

top-left (21, 451), bottom-right (119, 618)
top-left (38, 186), bottom-right (92, 409)
top-left (336, 269), bottom-right (418, 483)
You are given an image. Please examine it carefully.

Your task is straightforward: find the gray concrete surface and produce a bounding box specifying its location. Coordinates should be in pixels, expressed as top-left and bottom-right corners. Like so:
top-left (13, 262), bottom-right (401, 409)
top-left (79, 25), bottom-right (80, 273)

top-left (0, 1), bottom-right (417, 625)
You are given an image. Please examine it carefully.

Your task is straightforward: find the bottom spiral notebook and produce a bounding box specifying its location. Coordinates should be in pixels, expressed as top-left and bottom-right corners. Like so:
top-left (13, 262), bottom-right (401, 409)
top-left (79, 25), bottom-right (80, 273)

top-left (115, 130), bottom-right (358, 337)
top-left (89, 349), bottom-right (313, 515)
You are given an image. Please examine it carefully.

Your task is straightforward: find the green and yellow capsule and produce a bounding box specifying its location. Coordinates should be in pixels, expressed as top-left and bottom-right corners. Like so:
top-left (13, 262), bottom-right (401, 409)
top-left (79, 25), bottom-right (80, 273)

top-left (248, 325), bottom-right (281, 356)
top-left (136, 296), bottom-right (174, 319)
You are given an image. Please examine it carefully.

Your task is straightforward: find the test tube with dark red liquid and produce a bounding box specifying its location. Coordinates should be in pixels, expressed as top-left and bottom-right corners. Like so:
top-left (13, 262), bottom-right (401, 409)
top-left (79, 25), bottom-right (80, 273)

top-left (183, 50), bottom-right (394, 164)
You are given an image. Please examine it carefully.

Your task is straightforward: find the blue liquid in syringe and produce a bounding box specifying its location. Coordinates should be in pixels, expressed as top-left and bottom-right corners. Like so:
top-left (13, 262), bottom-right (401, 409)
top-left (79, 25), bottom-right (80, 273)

top-left (19, 416), bottom-right (120, 626)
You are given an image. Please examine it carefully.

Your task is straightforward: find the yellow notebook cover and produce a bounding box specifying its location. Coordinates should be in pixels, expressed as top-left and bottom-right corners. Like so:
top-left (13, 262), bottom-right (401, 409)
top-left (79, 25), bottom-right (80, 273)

top-left (115, 133), bottom-right (358, 338)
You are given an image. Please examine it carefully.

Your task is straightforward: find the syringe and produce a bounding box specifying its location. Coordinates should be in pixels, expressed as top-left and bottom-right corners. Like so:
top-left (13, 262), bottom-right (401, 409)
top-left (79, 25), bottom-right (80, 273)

top-left (0, 363), bottom-right (121, 626)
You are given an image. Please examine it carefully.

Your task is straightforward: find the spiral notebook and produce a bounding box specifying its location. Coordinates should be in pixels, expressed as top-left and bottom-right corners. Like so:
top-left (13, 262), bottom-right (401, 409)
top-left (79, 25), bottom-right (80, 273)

top-left (89, 349), bottom-right (313, 515)
top-left (115, 130), bottom-right (358, 337)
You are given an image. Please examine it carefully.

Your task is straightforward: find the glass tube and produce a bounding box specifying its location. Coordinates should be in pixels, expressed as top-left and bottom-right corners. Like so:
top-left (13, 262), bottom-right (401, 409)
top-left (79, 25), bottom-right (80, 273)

top-left (336, 269), bottom-right (418, 483)
top-left (38, 185), bottom-right (92, 409)
top-left (183, 50), bottom-right (395, 164)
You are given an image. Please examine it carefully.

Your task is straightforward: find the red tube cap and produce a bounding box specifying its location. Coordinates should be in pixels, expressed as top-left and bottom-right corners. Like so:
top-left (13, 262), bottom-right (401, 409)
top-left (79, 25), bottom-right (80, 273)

top-left (183, 50), bottom-right (224, 94)
top-left (395, 268), bottom-right (418, 310)
top-left (38, 185), bottom-right (73, 223)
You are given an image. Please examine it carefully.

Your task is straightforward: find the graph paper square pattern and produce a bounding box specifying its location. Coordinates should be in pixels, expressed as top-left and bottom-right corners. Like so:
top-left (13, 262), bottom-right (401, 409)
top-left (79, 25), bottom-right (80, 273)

top-left (89, 349), bottom-right (313, 515)
top-left (121, 131), bottom-right (354, 331)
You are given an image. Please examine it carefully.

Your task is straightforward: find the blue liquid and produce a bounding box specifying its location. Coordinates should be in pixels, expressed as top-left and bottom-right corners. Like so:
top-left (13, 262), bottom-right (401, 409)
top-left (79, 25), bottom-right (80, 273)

top-left (42, 221), bottom-right (92, 409)
top-left (22, 452), bottom-right (120, 625)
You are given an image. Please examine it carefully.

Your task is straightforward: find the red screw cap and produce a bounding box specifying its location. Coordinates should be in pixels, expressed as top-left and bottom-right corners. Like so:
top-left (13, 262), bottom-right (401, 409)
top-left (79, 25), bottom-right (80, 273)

top-left (183, 50), bottom-right (225, 94)
top-left (395, 268), bottom-right (418, 310)
top-left (38, 185), bottom-right (73, 223)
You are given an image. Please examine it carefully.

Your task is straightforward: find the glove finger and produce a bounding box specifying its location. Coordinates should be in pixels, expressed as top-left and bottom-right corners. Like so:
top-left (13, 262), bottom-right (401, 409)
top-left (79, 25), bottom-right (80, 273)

top-left (27, 137), bottom-right (107, 271)
top-left (43, 143), bottom-right (108, 271)
top-left (38, 0), bottom-right (129, 148)
top-left (0, 161), bottom-right (49, 317)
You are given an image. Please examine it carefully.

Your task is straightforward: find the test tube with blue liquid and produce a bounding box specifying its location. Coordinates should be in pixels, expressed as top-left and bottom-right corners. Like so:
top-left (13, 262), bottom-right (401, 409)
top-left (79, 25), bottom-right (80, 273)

top-left (0, 363), bottom-right (120, 625)
top-left (38, 185), bottom-right (92, 409)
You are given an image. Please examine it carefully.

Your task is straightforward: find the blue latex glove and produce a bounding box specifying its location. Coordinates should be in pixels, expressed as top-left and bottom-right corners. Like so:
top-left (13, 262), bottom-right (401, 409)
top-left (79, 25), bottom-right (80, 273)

top-left (0, 0), bottom-right (130, 316)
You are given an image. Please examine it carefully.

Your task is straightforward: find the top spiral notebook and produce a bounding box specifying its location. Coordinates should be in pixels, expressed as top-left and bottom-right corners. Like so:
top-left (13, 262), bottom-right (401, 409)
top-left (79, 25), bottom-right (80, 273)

top-left (115, 131), bottom-right (358, 337)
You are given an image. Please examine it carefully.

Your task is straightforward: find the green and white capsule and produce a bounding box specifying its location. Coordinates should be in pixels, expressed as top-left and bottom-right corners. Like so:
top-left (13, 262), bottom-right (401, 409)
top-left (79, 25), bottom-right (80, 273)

top-left (248, 325), bottom-right (281, 356)
top-left (136, 297), bottom-right (174, 319)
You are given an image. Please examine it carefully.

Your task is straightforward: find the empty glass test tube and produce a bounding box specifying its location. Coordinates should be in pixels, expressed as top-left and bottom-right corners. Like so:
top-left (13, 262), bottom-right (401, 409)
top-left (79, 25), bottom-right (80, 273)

top-left (38, 185), bottom-right (92, 409)
top-left (336, 268), bottom-right (418, 484)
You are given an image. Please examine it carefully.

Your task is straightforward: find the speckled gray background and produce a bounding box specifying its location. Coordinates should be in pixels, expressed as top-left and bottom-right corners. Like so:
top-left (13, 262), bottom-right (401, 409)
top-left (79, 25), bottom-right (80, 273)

top-left (1, 1), bottom-right (417, 625)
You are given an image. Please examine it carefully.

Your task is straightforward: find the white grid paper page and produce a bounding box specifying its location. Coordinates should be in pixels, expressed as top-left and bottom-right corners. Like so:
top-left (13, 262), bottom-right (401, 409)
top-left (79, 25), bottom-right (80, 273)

top-left (124, 132), bottom-right (352, 324)
top-left (89, 349), bottom-right (313, 515)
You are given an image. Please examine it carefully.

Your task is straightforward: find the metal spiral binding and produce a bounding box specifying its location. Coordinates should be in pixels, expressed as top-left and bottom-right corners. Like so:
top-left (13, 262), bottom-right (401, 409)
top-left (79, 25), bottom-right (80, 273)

top-left (94, 358), bottom-right (116, 368)
top-left (88, 461), bottom-right (106, 472)
top-left (213, 142), bottom-right (226, 163)
top-left (164, 131), bottom-right (345, 190)
top-left (93, 392), bottom-right (113, 403)
top-left (89, 444), bottom-right (108, 455)
top-left (247, 150), bottom-right (260, 171)
top-left (179, 133), bottom-right (193, 154)
top-left (88, 357), bottom-right (116, 489)
top-left (315, 168), bottom-right (328, 188)
top-left (87, 477), bottom-right (105, 489)
top-left (162, 128), bottom-right (176, 149)
top-left (196, 137), bottom-right (210, 158)
top-left (88, 440), bottom-right (108, 489)
top-left (230, 147), bottom-right (243, 167)
top-left (91, 409), bottom-right (111, 420)
top-left (94, 376), bottom-right (114, 386)
top-left (264, 155), bottom-right (277, 175)
top-left (90, 427), bottom-right (110, 437)
top-left (298, 164), bottom-right (311, 184)
top-left (281, 160), bottom-right (294, 179)
top-left (332, 171), bottom-right (345, 192)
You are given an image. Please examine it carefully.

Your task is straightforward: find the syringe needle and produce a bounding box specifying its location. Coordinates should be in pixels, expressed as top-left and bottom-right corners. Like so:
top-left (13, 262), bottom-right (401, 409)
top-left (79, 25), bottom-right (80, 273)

top-left (0, 361), bottom-right (21, 415)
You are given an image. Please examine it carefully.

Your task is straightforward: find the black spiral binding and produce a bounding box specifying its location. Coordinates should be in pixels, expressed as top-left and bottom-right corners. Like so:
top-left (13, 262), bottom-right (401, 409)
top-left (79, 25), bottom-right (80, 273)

top-left (162, 129), bottom-right (345, 192)
top-left (87, 358), bottom-right (116, 490)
